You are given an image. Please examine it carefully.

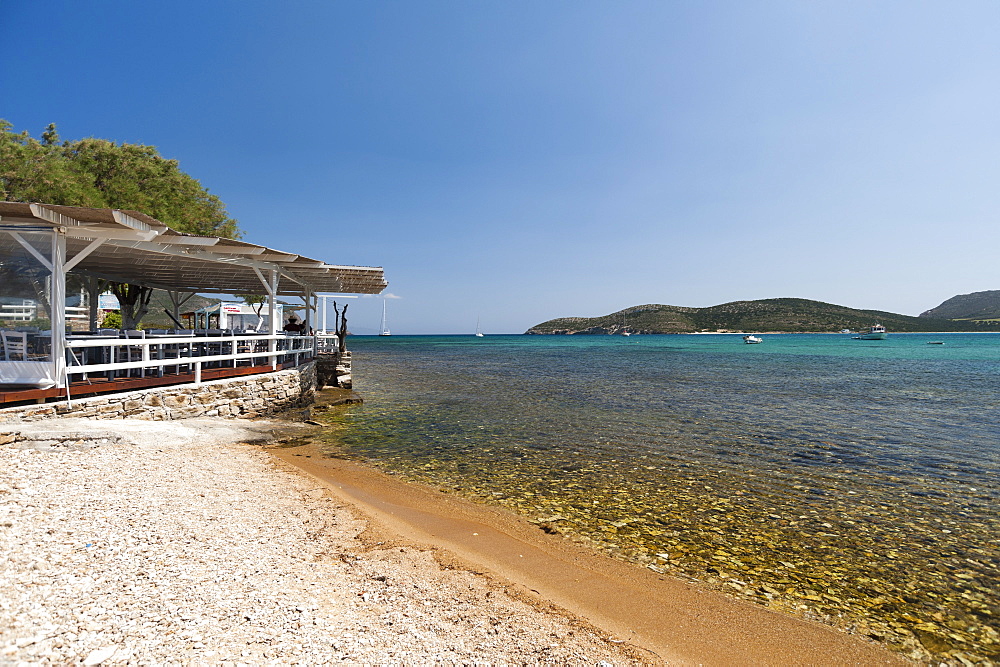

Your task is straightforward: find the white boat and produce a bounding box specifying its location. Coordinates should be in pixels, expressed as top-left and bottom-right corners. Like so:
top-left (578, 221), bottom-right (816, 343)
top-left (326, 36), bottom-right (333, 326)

top-left (840, 329), bottom-right (852, 334)
top-left (475, 317), bottom-right (484, 337)
top-left (858, 324), bottom-right (887, 340)
top-left (743, 335), bottom-right (763, 344)
top-left (379, 300), bottom-right (391, 336)
top-left (620, 310), bottom-right (631, 336)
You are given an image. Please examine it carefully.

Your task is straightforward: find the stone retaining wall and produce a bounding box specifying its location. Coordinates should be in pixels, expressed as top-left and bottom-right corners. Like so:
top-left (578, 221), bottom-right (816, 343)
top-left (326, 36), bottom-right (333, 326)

top-left (316, 350), bottom-right (352, 388)
top-left (0, 363), bottom-right (316, 424)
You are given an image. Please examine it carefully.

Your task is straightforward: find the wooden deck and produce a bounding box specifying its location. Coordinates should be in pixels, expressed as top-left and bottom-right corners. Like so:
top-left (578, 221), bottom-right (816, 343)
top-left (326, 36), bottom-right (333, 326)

top-left (0, 360), bottom-right (302, 408)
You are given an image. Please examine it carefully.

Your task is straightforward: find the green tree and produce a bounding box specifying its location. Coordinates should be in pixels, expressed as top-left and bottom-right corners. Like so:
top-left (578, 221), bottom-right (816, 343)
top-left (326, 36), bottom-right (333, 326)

top-left (1, 120), bottom-right (242, 328)
top-left (100, 311), bottom-right (123, 329)
top-left (0, 119), bottom-right (102, 206)
top-left (0, 120), bottom-right (239, 239)
top-left (66, 138), bottom-right (239, 238)
top-left (109, 281), bottom-right (155, 330)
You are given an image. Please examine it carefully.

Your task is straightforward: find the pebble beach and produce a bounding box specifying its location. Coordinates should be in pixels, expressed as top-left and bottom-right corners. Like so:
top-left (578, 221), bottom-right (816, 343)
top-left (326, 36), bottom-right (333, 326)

top-left (0, 418), bottom-right (636, 665)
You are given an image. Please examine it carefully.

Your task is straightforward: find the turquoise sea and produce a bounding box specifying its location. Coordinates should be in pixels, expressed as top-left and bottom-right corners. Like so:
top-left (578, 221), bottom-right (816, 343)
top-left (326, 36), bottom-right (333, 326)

top-left (314, 333), bottom-right (1000, 662)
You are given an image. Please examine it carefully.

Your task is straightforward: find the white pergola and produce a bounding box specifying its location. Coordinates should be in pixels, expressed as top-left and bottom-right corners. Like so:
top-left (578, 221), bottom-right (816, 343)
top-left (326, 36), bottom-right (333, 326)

top-left (0, 202), bottom-right (387, 388)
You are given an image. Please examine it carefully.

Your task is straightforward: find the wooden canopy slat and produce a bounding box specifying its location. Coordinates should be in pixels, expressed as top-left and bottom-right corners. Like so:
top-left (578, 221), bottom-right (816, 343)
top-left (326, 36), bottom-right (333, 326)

top-left (0, 202), bottom-right (387, 296)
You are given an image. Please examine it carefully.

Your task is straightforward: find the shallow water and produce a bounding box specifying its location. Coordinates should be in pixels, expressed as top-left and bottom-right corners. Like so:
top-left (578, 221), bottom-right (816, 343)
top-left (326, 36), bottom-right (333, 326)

top-left (313, 333), bottom-right (1000, 662)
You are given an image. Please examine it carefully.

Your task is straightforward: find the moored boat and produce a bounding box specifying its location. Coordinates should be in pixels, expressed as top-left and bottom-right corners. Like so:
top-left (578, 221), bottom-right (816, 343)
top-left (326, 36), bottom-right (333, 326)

top-left (743, 335), bottom-right (763, 344)
top-left (379, 300), bottom-right (391, 336)
top-left (858, 324), bottom-right (887, 340)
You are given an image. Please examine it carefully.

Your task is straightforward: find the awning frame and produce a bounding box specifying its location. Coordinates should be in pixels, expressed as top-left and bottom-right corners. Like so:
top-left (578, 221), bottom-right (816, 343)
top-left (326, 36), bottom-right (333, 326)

top-left (0, 202), bottom-right (387, 389)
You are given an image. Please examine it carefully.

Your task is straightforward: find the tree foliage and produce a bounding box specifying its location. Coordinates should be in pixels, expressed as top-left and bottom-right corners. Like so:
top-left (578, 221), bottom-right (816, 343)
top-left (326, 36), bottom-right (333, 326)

top-left (0, 119), bottom-right (239, 239)
top-left (100, 311), bottom-right (123, 329)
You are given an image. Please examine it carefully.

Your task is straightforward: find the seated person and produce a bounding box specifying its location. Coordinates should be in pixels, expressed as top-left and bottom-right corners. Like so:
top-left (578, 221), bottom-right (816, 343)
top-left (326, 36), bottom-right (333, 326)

top-left (283, 315), bottom-right (305, 332)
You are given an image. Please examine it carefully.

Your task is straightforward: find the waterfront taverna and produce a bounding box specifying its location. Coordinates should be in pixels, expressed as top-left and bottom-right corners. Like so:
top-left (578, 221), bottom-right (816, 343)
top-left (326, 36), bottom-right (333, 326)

top-left (0, 202), bottom-right (385, 419)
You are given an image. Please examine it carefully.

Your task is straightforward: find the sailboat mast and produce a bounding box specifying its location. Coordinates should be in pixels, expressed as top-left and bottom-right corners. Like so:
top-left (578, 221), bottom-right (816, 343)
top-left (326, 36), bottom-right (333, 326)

top-left (379, 299), bottom-right (391, 336)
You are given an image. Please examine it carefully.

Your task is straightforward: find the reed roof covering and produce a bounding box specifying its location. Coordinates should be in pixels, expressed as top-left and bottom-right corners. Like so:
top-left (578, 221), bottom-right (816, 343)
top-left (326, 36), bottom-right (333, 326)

top-left (0, 202), bottom-right (387, 296)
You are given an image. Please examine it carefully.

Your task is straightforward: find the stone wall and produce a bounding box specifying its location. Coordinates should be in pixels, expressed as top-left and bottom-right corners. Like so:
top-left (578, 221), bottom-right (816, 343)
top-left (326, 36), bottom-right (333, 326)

top-left (0, 363), bottom-right (316, 424)
top-left (316, 350), bottom-right (352, 389)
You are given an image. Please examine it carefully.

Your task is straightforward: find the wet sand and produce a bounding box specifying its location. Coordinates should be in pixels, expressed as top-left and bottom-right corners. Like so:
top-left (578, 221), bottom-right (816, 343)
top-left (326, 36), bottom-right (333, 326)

top-left (271, 440), bottom-right (905, 665)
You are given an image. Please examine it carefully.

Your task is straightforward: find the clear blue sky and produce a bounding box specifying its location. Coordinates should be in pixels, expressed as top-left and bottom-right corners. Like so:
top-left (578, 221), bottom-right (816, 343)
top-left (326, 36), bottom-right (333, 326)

top-left (3, 1), bottom-right (998, 333)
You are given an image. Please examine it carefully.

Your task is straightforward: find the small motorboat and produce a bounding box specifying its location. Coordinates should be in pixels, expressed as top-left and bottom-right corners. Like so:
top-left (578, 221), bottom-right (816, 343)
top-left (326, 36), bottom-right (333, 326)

top-left (743, 335), bottom-right (763, 344)
top-left (927, 341), bottom-right (945, 345)
top-left (858, 324), bottom-right (887, 340)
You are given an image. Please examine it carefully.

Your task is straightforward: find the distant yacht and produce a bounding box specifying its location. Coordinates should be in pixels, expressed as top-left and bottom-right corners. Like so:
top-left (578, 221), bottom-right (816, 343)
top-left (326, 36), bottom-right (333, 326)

top-left (620, 310), bottom-right (631, 336)
top-left (475, 317), bottom-right (484, 337)
top-left (858, 324), bottom-right (887, 340)
top-left (743, 334), bottom-right (763, 344)
top-left (379, 300), bottom-right (391, 336)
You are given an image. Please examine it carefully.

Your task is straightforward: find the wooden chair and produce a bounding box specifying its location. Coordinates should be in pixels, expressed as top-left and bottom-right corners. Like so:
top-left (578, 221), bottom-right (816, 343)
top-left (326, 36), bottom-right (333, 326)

top-left (2, 331), bottom-right (46, 361)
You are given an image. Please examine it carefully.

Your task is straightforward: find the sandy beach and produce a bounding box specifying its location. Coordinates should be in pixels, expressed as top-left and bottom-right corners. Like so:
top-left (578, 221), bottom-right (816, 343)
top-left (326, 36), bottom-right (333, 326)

top-left (1, 417), bottom-right (903, 665)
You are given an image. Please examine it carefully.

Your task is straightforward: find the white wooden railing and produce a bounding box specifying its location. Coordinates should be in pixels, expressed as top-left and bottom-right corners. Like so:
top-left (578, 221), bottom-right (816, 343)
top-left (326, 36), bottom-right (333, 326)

top-left (65, 333), bottom-right (316, 385)
top-left (315, 332), bottom-right (340, 354)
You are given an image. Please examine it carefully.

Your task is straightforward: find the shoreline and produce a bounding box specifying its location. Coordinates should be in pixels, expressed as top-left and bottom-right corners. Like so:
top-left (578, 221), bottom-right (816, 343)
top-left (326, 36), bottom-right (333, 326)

top-left (268, 436), bottom-right (904, 664)
top-left (1, 415), bottom-right (904, 664)
top-left (1, 418), bottom-right (638, 664)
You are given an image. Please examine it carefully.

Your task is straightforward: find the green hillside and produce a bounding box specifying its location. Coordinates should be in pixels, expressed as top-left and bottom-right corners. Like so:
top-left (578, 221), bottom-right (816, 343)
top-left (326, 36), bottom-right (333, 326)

top-left (138, 293), bottom-right (220, 328)
top-left (526, 298), bottom-right (1000, 334)
top-left (920, 290), bottom-right (1000, 321)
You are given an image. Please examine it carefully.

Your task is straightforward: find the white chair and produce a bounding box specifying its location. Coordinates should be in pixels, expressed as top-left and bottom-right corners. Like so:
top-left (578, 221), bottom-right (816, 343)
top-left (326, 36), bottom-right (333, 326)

top-left (2, 331), bottom-right (46, 361)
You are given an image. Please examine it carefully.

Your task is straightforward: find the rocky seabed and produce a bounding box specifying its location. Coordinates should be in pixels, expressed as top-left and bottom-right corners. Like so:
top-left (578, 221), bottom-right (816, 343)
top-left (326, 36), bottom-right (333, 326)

top-left (0, 419), bottom-right (631, 665)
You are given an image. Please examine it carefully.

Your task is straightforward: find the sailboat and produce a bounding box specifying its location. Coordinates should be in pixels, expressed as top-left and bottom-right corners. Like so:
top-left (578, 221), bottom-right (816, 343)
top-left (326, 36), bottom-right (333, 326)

top-left (475, 317), bottom-right (484, 337)
top-left (620, 309), bottom-right (631, 336)
top-left (379, 300), bottom-right (391, 336)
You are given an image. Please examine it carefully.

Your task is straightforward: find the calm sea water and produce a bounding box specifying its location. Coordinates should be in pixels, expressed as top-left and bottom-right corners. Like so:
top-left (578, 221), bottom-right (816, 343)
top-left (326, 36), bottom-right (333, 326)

top-left (313, 333), bottom-right (1000, 662)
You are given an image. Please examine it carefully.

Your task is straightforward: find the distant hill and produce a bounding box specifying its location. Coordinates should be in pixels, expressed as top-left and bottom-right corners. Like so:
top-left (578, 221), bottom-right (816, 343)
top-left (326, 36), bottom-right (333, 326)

top-left (526, 298), bottom-right (1000, 334)
top-left (139, 293), bottom-right (220, 328)
top-left (919, 290), bottom-right (1000, 321)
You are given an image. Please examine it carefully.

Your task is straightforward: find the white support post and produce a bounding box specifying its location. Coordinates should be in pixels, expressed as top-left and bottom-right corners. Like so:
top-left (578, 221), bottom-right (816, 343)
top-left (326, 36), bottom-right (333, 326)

top-left (52, 232), bottom-right (67, 389)
top-left (300, 290), bottom-right (311, 333)
top-left (269, 270), bottom-right (278, 370)
top-left (310, 291), bottom-right (317, 354)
